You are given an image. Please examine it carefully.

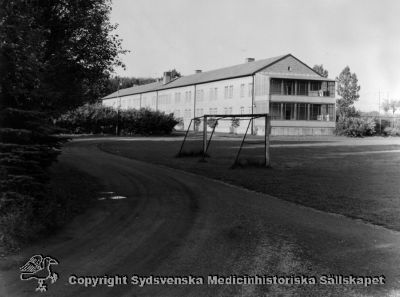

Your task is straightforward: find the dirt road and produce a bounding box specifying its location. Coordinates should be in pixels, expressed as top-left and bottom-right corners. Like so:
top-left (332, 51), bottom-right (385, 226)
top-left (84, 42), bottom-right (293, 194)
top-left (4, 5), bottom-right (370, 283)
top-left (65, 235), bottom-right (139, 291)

top-left (1, 140), bottom-right (400, 296)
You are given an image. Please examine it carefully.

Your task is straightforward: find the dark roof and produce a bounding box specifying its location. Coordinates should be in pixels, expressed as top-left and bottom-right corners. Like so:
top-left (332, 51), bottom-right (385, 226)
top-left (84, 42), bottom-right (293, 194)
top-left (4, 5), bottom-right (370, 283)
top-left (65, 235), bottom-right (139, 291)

top-left (103, 54), bottom-right (328, 100)
top-left (160, 54), bottom-right (288, 89)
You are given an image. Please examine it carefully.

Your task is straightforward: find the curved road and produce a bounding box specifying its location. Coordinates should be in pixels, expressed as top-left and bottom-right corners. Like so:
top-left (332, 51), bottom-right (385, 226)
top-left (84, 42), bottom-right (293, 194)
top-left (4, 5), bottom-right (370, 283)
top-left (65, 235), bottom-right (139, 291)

top-left (1, 140), bottom-right (400, 296)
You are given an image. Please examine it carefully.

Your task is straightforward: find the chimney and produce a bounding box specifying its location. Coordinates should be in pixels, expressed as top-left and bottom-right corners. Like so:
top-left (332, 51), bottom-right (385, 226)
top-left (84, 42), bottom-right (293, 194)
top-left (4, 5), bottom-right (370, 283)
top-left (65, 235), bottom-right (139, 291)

top-left (195, 69), bottom-right (202, 74)
top-left (245, 58), bottom-right (255, 63)
top-left (163, 71), bottom-right (172, 84)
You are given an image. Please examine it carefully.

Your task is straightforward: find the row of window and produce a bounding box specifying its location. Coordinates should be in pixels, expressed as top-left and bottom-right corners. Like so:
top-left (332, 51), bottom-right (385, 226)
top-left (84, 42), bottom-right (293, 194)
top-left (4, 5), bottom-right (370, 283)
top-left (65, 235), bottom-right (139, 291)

top-left (120, 100), bottom-right (333, 122)
top-left (119, 98), bottom-right (141, 108)
top-left (158, 94), bottom-right (171, 105)
top-left (168, 83), bottom-right (255, 106)
top-left (270, 103), bottom-right (335, 121)
top-left (124, 79), bottom-right (338, 108)
top-left (115, 79), bottom-right (335, 109)
top-left (176, 106), bottom-right (253, 118)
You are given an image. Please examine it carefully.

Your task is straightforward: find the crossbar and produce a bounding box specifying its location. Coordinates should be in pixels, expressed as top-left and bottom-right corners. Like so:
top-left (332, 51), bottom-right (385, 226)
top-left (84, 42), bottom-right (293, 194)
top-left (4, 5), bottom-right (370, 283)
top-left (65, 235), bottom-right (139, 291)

top-left (192, 113), bottom-right (268, 120)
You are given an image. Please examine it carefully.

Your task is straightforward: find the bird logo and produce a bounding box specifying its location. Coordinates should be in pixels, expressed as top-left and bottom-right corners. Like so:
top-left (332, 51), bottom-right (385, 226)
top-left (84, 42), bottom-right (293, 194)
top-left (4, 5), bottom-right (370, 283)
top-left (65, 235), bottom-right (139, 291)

top-left (19, 254), bottom-right (59, 292)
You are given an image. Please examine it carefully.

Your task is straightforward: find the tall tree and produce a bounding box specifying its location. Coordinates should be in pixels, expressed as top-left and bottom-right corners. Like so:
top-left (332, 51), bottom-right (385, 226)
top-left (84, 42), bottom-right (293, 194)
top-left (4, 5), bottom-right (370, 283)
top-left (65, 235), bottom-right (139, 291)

top-left (0, 0), bottom-right (126, 114)
top-left (381, 99), bottom-right (390, 113)
top-left (0, 0), bottom-right (126, 247)
top-left (102, 69), bottom-right (182, 97)
top-left (104, 76), bottom-right (157, 96)
top-left (385, 99), bottom-right (400, 115)
top-left (313, 64), bottom-right (329, 78)
top-left (170, 69), bottom-right (182, 79)
top-left (336, 66), bottom-right (361, 118)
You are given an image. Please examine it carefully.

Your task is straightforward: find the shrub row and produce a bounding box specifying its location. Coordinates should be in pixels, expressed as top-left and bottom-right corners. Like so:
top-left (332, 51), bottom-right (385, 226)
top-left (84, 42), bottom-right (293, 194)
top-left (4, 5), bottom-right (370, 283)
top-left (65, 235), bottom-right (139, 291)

top-left (335, 117), bottom-right (376, 137)
top-left (335, 116), bottom-right (400, 137)
top-left (383, 127), bottom-right (400, 136)
top-left (56, 104), bottom-right (178, 135)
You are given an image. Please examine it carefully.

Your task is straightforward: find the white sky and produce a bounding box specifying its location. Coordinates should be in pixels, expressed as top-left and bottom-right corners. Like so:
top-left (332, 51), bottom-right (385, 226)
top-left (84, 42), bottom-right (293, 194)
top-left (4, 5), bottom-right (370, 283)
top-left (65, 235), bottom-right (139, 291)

top-left (110, 0), bottom-right (400, 112)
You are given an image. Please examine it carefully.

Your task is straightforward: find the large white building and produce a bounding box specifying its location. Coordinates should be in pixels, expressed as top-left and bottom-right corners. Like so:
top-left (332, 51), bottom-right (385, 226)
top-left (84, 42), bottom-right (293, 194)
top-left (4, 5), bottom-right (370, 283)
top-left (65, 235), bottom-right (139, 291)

top-left (102, 54), bottom-right (336, 136)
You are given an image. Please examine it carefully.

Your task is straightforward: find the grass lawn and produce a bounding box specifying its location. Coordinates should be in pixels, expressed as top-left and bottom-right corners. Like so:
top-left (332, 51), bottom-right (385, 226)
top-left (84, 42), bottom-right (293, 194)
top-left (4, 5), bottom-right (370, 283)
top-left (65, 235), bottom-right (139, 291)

top-left (99, 135), bottom-right (400, 231)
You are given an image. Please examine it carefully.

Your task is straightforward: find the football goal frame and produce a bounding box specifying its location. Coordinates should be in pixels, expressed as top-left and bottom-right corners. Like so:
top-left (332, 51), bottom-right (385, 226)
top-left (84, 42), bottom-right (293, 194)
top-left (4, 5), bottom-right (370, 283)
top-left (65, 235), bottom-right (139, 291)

top-left (177, 113), bottom-right (271, 167)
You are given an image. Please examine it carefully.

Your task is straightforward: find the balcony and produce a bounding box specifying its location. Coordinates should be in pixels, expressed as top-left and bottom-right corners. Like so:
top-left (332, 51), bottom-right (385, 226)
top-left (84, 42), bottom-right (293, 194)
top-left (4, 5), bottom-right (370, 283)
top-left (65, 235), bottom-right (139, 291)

top-left (269, 102), bottom-right (335, 122)
top-left (270, 78), bottom-right (335, 98)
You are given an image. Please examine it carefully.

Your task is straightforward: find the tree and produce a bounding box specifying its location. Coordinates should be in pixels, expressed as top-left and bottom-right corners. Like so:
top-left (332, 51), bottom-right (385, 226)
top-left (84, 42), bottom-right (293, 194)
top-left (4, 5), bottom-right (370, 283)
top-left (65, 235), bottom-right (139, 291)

top-left (360, 111), bottom-right (380, 117)
top-left (313, 64), bottom-right (329, 78)
top-left (381, 99), bottom-right (391, 113)
top-left (102, 69), bottom-right (182, 97)
top-left (336, 66), bottom-right (361, 118)
top-left (0, 0), bottom-right (126, 114)
top-left (170, 69), bottom-right (182, 79)
top-left (384, 99), bottom-right (400, 115)
top-left (0, 0), bottom-right (126, 248)
top-left (104, 76), bottom-right (157, 96)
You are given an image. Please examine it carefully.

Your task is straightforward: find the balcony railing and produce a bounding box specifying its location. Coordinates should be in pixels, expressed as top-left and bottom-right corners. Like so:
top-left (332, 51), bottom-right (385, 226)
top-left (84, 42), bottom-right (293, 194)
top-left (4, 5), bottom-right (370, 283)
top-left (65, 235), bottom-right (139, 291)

top-left (270, 102), bottom-right (335, 121)
top-left (270, 79), bottom-right (335, 98)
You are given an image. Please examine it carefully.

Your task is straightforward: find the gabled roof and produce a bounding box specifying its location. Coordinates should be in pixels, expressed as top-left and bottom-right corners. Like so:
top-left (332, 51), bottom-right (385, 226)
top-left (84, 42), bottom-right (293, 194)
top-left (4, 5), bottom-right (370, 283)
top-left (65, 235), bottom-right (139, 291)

top-left (161, 54), bottom-right (289, 90)
top-left (103, 54), bottom-right (326, 100)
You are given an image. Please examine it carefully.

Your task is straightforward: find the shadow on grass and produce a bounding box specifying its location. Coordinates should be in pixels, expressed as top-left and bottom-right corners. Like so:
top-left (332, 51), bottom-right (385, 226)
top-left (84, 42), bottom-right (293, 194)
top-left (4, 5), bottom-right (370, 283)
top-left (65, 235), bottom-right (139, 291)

top-left (231, 158), bottom-right (273, 169)
top-left (175, 150), bottom-right (210, 158)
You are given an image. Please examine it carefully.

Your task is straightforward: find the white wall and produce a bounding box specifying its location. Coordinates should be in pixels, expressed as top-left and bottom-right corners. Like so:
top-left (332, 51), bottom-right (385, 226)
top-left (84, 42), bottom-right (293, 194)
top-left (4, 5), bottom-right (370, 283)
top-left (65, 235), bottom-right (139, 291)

top-left (193, 76), bottom-right (254, 132)
top-left (254, 72), bottom-right (270, 114)
top-left (194, 76), bottom-right (253, 115)
top-left (102, 75), bottom-right (264, 132)
top-left (144, 76), bottom-right (255, 130)
top-left (157, 85), bottom-right (195, 128)
top-left (140, 91), bottom-right (157, 110)
top-left (102, 98), bottom-right (119, 108)
top-left (119, 94), bottom-right (141, 110)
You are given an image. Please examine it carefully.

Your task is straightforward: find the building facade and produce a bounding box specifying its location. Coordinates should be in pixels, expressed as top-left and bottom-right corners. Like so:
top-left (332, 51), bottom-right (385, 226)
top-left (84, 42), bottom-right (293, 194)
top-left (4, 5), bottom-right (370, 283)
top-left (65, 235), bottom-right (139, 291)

top-left (102, 54), bottom-right (336, 136)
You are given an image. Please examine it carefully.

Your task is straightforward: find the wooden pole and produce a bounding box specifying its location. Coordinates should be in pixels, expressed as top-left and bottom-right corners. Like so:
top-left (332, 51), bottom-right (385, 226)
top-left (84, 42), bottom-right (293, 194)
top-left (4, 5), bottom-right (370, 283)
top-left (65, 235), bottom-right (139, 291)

top-left (233, 118), bottom-right (252, 167)
top-left (203, 116), bottom-right (207, 157)
top-left (251, 75), bottom-right (255, 134)
top-left (378, 90), bottom-right (381, 134)
top-left (178, 119), bottom-right (193, 156)
top-left (264, 115), bottom-right (271, 167)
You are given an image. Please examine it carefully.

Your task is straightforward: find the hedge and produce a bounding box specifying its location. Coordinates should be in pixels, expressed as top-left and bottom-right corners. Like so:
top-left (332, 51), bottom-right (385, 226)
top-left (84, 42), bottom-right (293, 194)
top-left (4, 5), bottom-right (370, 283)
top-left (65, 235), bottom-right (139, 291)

top-left (335, 117), bottom-right (376, 137)
top-left (383, 127), bottom-right (400, 136)
top-left (56, 104), bottom-right (178, 135)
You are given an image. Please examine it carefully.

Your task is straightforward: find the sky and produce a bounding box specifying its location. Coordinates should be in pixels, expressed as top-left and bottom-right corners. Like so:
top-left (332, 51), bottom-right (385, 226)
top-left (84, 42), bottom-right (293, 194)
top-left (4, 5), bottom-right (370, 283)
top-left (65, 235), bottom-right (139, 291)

top-left (110, 0), bottom-right (400, 112)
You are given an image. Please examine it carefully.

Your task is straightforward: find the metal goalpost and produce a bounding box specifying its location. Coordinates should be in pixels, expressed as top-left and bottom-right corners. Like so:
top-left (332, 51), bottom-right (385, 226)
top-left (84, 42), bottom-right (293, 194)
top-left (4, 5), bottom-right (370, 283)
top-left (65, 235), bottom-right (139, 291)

top-left (177, 113), bottom-right (271, 167)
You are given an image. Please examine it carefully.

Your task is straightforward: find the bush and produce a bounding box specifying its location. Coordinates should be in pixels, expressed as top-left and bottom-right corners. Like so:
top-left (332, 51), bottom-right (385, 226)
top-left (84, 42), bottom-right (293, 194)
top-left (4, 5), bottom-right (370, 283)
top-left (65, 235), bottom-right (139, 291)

top-left (56, 104), bottom-right (178, 135)
top-left (193, 118), bottom-right (201, 132)
top-left (207, 118), bottom-right (218, 129)
top-left (175, 117), bottom-right (184, 130)
top-left (374, 119), bottom-right (391, 135)
top-left (120, 109), bottom-right (178, 135)
top-left (231, 118), bottom-right (240, 128)
top-left (335, 117), bottom-right (376, 137)
top-left (383, 127), bottom-right (400, 136)
top-left (56, 104), bottom-right (117, 134)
